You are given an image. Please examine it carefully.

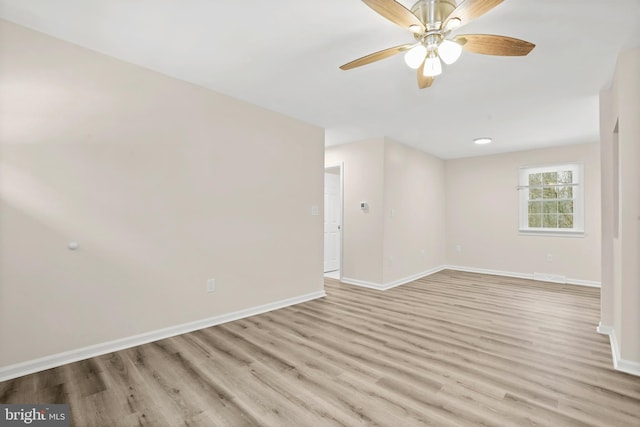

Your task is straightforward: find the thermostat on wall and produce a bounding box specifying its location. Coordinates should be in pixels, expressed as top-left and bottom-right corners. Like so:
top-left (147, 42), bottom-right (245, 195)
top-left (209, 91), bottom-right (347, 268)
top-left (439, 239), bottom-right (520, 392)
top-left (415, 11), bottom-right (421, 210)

top-left (360, 202), bottom-right (368, 210)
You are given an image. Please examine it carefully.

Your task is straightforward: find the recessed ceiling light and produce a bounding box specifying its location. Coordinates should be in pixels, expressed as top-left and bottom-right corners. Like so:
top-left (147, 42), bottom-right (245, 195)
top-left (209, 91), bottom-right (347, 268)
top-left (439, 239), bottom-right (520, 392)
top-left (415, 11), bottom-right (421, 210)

top-left (474, 137), bottom-right (492, 145)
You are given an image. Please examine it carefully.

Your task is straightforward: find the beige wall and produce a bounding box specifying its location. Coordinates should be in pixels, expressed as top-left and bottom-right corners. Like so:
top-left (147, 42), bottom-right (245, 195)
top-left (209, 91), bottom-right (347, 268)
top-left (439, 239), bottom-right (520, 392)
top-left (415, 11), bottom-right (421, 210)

top-left (600, 47), bottom-right (640, 367)
top-left (325, 138), bottom-right (385, 284)
top-left (0, 20), bottom-right (325, 367)
top-left (327, 139), bottom-right (599, 287)
top-left (445, 144), bottom-right (601, 283)
top-left (382, 139), bottom-right (446, 283)
top-left (325, 138), bottom-right (446, 286)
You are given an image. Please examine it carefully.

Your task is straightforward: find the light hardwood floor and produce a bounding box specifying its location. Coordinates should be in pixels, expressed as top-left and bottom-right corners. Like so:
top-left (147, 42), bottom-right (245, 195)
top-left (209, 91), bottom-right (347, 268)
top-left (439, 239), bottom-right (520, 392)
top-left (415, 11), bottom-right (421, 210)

top-left (1, 270), bottom-right (639, 426)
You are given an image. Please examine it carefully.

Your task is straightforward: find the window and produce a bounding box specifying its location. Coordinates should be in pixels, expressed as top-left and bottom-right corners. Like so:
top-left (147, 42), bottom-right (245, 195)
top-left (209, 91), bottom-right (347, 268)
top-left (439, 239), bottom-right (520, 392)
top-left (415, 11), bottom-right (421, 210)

top-left (519, 163), bottom-right (584, 235)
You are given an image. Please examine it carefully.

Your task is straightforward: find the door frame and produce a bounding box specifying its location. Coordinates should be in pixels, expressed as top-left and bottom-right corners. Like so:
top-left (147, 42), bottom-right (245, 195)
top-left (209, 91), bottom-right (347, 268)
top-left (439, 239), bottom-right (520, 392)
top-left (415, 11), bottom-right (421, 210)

top-left (324, 162), bottom-right (344, 281)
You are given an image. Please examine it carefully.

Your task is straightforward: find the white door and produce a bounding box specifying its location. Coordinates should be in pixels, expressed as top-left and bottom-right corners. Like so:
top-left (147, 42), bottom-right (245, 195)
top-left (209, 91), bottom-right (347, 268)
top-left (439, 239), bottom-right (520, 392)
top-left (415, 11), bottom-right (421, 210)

top-left (324, 171), bottom-right (341, 272)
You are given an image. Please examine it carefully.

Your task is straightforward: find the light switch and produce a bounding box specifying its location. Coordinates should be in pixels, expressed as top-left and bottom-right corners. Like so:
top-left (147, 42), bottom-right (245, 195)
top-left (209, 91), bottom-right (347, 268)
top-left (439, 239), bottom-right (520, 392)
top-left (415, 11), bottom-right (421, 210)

top-left (311, 205), bottom-right (320, 216)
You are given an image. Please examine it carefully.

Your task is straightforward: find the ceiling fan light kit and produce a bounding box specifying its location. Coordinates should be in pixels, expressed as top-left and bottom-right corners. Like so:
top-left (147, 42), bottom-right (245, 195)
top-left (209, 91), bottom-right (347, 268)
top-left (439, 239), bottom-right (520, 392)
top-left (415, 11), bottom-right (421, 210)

top-left (423, 51), bottom-right (442, 76)
top-left (340, 0), bottom-right (535, 89)
top-left (404, 44), bottom-right (428, 68)
top-left (438, 39), bottom-right (463, 64)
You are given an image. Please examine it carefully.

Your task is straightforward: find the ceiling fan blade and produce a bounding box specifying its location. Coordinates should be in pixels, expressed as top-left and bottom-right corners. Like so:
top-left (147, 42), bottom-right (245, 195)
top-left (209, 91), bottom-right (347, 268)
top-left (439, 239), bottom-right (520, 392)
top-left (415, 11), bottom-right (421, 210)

top-left (443, 0), bottom-right (503, 31)
top-left (455, 34), bottom-right (535, 56)
top-left (417, 61), bottom-right (434, 89)
top-left (362, 0), bottom-right (425, 32)
top-left (340, 44), bottom-right (412, 70)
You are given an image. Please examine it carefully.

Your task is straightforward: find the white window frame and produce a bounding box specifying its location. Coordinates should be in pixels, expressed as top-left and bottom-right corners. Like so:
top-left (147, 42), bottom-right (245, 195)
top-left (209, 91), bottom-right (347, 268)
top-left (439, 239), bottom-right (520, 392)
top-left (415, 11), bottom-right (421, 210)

top-left (518, 162), bottom-right (584, 236)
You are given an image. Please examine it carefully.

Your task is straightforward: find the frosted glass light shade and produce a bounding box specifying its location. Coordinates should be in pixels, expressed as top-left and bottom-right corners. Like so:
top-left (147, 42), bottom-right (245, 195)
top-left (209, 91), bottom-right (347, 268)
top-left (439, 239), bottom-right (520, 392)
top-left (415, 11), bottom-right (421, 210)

top-left (422, 53), bottom-right (442, 76)
top-left (404, 44), bottom-right (427, 69)
top-left (443, 17), bottom-right (462, 32)
top-left (438, 39), bottom-right (462, 65)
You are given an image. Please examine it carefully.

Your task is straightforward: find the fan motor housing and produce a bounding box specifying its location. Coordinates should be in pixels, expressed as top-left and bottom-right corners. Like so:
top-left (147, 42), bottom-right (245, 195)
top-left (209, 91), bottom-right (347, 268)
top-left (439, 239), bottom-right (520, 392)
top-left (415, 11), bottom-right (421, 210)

top-left (411, 0), bottom-right (457, 30)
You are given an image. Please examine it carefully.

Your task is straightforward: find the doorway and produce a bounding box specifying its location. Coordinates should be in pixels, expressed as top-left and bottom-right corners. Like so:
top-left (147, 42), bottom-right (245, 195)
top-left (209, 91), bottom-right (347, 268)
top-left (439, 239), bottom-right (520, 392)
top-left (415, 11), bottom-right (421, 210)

top-left (324, 164), bottom-right (343, 279)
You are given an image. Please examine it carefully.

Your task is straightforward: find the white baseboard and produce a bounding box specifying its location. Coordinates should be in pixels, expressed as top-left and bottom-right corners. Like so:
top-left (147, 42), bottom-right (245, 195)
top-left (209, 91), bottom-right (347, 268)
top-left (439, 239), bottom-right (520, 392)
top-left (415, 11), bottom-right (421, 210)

top-left (341, 265), bottom-right (447, 291)
top-left (341, 265), bottom-right (600, 290)
top-left (340, 277), bottom-right (387, 290)
top-left (566, 278), bottom-right (601, 288)
top-left (444, 265), bottom-right (601, 288)
top-left (616, 356), bottom-right (640, 376)
top-left (385, 266), bottom-right (448, 288)
top-left (445, 265), bottom-right (532, 280)
top-left (597, 325), bottom-right (640, 377)
top-left (0, 290), bottom-right (326, 382)
top-left (597, 322), bottom-right (613, 335)
top-left (533, 272), bottom-right (566, 283)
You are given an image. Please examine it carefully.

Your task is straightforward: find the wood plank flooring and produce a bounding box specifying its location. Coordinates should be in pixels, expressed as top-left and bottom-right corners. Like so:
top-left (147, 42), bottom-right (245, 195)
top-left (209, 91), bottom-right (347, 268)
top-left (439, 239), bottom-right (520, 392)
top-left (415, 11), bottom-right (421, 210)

top-left (2, 270), bottom-right (639, 426)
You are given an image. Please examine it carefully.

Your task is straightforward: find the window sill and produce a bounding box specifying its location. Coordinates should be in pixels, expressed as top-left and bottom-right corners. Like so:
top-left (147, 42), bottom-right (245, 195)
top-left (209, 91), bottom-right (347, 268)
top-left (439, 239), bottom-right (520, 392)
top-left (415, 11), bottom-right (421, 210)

top-left (519, 229), bottom-right (585, 238)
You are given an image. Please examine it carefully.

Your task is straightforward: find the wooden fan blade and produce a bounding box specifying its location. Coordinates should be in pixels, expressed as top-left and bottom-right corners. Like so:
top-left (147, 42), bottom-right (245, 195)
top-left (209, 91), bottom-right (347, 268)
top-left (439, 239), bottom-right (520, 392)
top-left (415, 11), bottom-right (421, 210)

top-left (417, 61), bottom-right (434, 89)
top-left (340, 44), bottom-right (412, 70)
top-left (362, 0), bottom-right (425, 32)
top-left (455, 34), bottom-right (535, 56)
top-left (443, 0), bottom-right (503, 30)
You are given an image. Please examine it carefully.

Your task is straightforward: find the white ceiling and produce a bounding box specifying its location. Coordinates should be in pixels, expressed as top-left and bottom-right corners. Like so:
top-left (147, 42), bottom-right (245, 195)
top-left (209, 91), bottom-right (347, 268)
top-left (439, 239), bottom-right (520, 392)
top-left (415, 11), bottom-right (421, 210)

top-left (1, 0), bottom-right (639, 158)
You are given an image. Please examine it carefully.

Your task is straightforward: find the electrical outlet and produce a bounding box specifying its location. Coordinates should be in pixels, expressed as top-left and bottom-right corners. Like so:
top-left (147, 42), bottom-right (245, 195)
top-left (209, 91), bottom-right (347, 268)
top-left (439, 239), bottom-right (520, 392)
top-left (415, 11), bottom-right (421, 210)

top-left (547, 253), bottom-right (553, 263)
top-left (455, 244), bottom-right (462, 253)
top-left (207, 278), bottom-right (216, 293)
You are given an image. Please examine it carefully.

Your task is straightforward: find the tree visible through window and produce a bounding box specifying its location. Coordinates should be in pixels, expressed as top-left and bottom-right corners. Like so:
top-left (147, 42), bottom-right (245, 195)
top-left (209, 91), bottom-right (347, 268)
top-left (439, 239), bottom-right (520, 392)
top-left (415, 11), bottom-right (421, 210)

top-left (519, 164), bottom-right (583, 234)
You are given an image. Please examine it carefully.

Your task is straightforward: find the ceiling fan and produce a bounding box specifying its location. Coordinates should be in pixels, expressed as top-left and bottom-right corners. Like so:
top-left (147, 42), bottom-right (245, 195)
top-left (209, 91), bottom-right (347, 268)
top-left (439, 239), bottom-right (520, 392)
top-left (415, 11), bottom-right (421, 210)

top-left (340, 0), bottom-right (535, 88)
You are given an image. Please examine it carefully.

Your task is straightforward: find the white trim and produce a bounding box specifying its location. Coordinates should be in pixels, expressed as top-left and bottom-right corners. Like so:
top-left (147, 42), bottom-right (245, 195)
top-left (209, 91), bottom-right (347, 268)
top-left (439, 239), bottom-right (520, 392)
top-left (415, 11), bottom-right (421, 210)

top-left (518, 162), bottom-right (584, 234)
top-left (0, 290), bottom-right (326, 382)
top-left (597, 322), bottom-right (613, 335)
top-left (518, 230), bottom-right (585, 238)
top-left (610, 329), bottom-right (621, 366)
top-left (445, 265), bottom-right (533, 280)
top-left (384, 266), bottom-right (447, 288)
top-left (444, 265), bottom-right (601, 288)
top-left (567, 278), bottom-right (601, 288)
top-left (533, 272), bottom-right (566, 284)
top-left (324, 162), bottom-right (344, 282)
top-left (341, 266), bottom-right (447, 291)
top-left (340, 277), bottom-right (388, 290)
top-left (599, 326), bottom-right (640, 377)
top-left (341, 264), bottom-right (601, 289)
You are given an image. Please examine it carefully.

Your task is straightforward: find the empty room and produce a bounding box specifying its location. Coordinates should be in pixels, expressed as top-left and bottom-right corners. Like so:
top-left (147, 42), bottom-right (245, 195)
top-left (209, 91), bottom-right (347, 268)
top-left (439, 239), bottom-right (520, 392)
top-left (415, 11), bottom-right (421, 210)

top-left (1, 0), bottom-right (639, 426)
